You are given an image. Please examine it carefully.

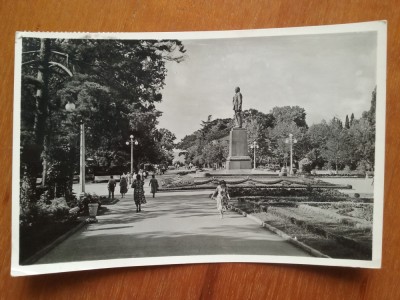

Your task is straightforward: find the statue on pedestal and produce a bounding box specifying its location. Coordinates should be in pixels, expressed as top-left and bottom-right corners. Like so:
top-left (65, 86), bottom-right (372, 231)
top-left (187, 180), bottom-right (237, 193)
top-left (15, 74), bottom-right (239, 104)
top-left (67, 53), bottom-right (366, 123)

top-left (232, 86), bottom-right (243, 128)
top-left (226, 86), bottom-right (252, 170)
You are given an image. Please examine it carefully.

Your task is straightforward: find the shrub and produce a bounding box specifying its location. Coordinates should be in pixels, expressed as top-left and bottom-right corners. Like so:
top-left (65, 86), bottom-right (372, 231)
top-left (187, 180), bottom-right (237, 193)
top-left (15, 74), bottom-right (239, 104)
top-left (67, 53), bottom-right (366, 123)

top-left (20, 202), bottom-right (38, 228)
top-left (308, 189), bottom-right (348, 202)
top-left (161, 175), bottom-right (195, 187)
top-left (356, 162), bottom-right (368, 173)
top-left (65, 193), bottom-right (78, 208)
top-left (343, 165), bottom-right (351, 173)
top-left (80, 193), bottom-right (102, 214)
top-left (339, 217), bottom-right (357, 226)
top-left (229, 186), bottom-right (349, 201)
top-left (299, 158), bottom-right (313, 174)
top-left (20, 196), bottom-right (73, 228)
top-left (81, 193), bottom-right (101, 204)
top-left (35, 186), bottom-right (48, 201)
top-left (230, 187), bottom-right (308, 197)
top-left (338, 207), bottom-right (354, 215)
top-left (36, 197), bottom-right (70, 222)
top-left (176, 170), bottom-right (196, 176)
top-left (361, 205), bottom-right (374, 221)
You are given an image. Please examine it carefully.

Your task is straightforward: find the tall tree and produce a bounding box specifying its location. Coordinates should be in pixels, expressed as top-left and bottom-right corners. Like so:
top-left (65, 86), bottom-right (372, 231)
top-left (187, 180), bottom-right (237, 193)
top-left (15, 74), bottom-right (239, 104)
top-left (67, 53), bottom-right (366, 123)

top-left (345, 115), bottom-right (350, 129)
top-left (157, 128), bottom-right (177, 151)
top-left (351, 87), bottom-right (376, 171)
top-left (202, 141), bottom-right (228, 168)
top-left (20, 38), bottom-right (186, 201)
top-left (321, 117), bottom-right (346, 173)
top-left (269, 121), bottom-right (303, 166)
top-left (268, 106), bottom-right (308, 166)
top-left (348, 118), bottom-right (375, 171)
top-left (307, 121), bottom-right (330, 168)
top-left (21, 38), bottom-right (74, 200)
top-left (271, 106), bottom-right (308, 128)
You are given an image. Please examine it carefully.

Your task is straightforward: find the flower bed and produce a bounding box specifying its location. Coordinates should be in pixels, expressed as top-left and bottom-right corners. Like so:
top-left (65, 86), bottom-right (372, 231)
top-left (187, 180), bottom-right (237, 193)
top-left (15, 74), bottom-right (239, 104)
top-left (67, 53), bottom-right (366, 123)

top-left (161, 175), bottom-right (196, 187)
top-left (305, 202), bottom-right (373, 222)
top-left (252, 211), bottom-right (370, 259)
top-left (311, 174), bottom-right (370, 178)
top-left (231, 195), bottom-right (373, 260)
top-left (231, 187), bottom-right (349, 200)
top-left (176, 170), bottom-right (196, 176)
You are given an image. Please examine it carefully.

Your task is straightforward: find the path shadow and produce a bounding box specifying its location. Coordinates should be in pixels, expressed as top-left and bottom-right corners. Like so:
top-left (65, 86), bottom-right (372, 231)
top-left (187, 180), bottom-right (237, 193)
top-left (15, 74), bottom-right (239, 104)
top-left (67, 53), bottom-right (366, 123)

top-left (34, 193), bottom-right (316, 265)
top-left (35, 229), bottom-right (310, 265)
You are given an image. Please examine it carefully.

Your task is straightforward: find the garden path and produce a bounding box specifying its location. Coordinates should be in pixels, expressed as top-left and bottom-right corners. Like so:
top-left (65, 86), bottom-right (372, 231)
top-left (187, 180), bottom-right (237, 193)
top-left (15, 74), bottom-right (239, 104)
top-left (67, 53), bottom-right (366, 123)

top-left (36, 190), bottom-right (311, 264)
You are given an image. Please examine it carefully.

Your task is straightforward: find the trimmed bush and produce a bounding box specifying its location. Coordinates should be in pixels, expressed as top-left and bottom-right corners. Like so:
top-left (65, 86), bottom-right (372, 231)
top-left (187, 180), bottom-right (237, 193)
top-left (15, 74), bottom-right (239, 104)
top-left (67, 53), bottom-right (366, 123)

top-left (299, 158), bottom-right (313, 174)
top-left (231, 186), bottom-right (349, 202)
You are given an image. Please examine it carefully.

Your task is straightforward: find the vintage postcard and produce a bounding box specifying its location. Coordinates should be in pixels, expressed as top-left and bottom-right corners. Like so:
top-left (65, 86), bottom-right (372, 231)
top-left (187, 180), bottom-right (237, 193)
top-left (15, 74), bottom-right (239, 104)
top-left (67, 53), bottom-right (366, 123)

top-left (12, 21), bottom-right (387, 276)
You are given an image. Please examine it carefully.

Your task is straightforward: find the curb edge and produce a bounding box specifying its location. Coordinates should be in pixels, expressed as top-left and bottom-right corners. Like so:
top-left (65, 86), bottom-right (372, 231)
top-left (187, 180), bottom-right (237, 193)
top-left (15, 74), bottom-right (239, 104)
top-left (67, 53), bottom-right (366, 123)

top-left (229, 205), bottom-right (330, 258)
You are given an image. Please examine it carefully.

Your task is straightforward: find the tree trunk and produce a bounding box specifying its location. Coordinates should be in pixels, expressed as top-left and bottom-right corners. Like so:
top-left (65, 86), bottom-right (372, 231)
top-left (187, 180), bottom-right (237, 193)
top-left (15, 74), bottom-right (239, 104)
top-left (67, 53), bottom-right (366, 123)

top-left (34, 38), bottom-right (51, 148)
top-left (335, 158), bottom-right (338, 175)
top-left (24, 38), bottom-right (52, 202)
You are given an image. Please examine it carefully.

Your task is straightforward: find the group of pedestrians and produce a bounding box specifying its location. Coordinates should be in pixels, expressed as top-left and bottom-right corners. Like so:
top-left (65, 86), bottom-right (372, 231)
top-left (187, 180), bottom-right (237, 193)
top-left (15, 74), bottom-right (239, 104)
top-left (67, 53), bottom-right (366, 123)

top-left (107, 172), bottom-right (159, 213)
top-left (107, 173), bottom-right (129, 199)
top-left (107, 171), bottom-right (230, 219)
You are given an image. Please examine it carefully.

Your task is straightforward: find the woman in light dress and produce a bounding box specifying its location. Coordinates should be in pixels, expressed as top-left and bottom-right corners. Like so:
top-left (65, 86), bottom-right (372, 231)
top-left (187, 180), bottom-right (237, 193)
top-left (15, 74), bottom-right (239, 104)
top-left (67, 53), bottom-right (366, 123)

top-left (211, 180), bottom-right (230, 218)
top-left (131, 174), bottom-right (146, 212)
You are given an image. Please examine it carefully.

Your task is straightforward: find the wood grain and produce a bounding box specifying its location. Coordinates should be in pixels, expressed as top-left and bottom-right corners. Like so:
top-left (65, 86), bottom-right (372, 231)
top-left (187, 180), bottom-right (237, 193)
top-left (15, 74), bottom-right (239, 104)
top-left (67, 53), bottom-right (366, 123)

top-left (1, 0), bottom-right (399, 299)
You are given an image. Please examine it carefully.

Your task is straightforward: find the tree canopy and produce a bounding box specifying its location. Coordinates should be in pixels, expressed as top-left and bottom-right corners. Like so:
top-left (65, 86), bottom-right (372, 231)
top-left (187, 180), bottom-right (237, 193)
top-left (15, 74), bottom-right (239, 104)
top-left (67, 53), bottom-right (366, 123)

top-left (177, 94), bottom-right (377, 173)
top-left (20, 37), bottom-right (186, 201)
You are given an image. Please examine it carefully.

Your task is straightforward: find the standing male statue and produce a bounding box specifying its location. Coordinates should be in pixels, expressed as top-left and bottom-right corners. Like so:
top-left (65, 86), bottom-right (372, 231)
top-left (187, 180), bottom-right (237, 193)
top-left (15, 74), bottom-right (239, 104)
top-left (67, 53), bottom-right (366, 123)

top-left (232, 86), bottom-right (243, 128)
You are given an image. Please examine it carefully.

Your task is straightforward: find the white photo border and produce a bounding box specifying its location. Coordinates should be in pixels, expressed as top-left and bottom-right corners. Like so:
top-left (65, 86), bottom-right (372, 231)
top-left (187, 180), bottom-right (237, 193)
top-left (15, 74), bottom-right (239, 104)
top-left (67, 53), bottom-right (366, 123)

top-left (11, 21), bottom-right (387, 276)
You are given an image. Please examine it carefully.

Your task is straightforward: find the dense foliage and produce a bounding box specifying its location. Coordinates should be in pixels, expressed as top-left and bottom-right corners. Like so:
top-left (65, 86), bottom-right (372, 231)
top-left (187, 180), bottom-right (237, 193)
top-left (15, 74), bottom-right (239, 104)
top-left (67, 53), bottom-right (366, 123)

top-left (20, 38), bottom-right (186, 203)
top-left (177, 89), bottom-right (376, 173)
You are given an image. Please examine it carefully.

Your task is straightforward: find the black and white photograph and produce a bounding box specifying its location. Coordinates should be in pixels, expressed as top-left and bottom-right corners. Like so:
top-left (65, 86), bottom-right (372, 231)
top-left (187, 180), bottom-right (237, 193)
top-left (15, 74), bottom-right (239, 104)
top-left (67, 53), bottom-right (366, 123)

top-left (12, 21), bottom-right (386, 276)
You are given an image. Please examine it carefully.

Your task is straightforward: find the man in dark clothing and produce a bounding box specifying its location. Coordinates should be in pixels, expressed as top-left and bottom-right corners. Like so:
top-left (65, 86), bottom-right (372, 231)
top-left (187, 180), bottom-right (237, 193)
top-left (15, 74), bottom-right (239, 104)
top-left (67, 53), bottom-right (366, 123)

top-left (149, 174), bottom-right (159, 198)
top-left (108, 175), bottom-right (117, 199)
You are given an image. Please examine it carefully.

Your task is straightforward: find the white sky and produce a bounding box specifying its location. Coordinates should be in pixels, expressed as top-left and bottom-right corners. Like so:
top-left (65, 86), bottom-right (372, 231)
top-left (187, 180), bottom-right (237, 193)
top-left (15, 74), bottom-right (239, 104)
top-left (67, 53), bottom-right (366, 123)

top-left (156, 32), bottom-right (377, 140)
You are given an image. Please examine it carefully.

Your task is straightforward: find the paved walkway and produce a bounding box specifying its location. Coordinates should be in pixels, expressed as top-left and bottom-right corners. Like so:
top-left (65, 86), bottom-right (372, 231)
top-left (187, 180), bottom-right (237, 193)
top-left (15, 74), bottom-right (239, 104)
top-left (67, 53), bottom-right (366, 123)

top-left (36, 190), bottom-right (311, 264)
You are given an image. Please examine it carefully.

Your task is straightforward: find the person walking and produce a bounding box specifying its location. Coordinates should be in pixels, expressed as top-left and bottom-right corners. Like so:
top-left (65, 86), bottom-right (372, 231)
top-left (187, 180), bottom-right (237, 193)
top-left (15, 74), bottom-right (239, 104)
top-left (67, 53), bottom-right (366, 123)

top-left (149, 174), bottom-right (159, 198)
top-left (128, 172), bottom-right (133, 185)
top-left (161, 165), bottom-right (166, 175)
top-left (131, 174), bottom-right (146, 212)
top-left (107, 175), bottom-right (117, 200)
top-left (211, 180), bottom-right (230, 219)
top-left (120, 172), bottom-right (128, 198)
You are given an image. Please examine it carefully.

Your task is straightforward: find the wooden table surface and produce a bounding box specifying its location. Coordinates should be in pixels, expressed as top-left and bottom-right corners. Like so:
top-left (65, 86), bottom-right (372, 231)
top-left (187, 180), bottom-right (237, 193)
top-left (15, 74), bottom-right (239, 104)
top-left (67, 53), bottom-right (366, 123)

top-left (1, 1), bottom-right (399, 299)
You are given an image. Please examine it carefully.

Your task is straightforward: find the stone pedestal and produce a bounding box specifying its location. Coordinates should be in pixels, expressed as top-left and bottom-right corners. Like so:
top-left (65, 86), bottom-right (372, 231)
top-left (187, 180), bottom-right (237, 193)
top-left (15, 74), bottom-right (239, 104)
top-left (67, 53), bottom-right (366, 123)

top-left (226, 128), bottom-right (252, 170)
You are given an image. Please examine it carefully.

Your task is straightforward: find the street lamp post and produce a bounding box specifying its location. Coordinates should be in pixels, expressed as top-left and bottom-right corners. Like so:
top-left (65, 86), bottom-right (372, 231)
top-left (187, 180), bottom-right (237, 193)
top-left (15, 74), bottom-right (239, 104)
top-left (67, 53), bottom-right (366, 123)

top-left (65, 101), bottom-right (85, 197)
top-left (285, 133), bottom-right (297, 176)
top-left (126, 135), bottom-right (138, 174)
top-left (250, 141), bottom-right (259, 170)
top-left (79, 120), bottom-right (85, 196)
